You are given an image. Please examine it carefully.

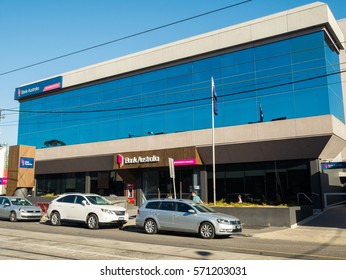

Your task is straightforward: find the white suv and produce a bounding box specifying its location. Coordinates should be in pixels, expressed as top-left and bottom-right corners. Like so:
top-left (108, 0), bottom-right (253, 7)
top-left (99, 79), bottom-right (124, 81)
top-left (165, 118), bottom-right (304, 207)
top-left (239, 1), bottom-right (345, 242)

top-left (46, 193), bottom-right (129, 229)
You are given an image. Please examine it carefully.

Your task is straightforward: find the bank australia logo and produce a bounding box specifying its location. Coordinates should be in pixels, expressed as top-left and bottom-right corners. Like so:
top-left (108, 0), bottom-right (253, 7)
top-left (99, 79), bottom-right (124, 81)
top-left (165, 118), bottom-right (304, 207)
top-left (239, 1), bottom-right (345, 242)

top-left (117, 154), bottom-right (160, 168)
top-left (20, 157), bottom-right (34, 169)
top-left (117, 154), bottom-right (124, 168)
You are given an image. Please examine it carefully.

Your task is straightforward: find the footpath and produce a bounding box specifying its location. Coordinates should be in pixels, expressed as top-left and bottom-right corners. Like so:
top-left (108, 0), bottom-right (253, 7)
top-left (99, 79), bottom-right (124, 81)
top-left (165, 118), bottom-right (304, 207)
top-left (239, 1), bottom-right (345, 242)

top-left (244, 205), bottom-right (346, 246)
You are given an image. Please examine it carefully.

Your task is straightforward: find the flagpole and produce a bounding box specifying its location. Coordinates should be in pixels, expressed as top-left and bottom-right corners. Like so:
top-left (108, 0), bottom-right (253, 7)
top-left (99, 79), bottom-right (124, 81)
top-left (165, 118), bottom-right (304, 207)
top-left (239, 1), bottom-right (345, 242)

top-left (211, 77), bottom-right (216, 206)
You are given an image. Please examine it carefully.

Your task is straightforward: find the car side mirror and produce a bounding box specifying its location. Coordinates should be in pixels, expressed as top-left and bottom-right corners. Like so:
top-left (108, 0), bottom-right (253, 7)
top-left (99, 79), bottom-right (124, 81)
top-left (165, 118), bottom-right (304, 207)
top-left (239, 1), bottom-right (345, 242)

top-left (188, 209), bottom-right (196, 214)
top-left (82, 200), bottom-right (87, 206)
top-left (4, 203), bottom-right (10, 207)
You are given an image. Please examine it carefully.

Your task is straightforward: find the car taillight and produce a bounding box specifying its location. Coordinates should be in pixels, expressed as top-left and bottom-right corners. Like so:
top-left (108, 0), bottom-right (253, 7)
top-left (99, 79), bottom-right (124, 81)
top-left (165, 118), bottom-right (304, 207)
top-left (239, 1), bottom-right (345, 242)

top-left (137, 209), bottom-right (140, 214)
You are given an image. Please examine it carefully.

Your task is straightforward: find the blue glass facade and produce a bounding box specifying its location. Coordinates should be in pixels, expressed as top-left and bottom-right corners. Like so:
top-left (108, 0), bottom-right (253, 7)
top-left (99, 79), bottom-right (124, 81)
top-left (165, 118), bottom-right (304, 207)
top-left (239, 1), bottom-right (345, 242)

top-left (17, 31), bottom-right (344, 148)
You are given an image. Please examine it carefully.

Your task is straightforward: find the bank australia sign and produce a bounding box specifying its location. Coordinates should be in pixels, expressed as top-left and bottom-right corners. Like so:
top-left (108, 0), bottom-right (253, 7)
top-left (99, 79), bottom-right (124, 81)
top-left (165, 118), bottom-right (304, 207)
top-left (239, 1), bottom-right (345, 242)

top-left (113, 147), bottom-right (202, 170)
top-left (15, 76), bottom-right (63, 100)
top-left (117, 154), bottom-right (160, 168)
top-left (19, 157), bottom-right (35, 169)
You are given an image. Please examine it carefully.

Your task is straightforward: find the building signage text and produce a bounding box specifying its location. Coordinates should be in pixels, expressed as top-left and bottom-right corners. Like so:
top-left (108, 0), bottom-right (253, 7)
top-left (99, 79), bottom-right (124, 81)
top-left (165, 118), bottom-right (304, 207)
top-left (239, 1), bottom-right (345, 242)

top-left (15, 76), bottom-right (63, 100)
top-left (117, 154), bottom-right (160, 167)
top-left (20, 157), bottom-right (35, 169)
top-left (321, 162), bottom-right (346, 170)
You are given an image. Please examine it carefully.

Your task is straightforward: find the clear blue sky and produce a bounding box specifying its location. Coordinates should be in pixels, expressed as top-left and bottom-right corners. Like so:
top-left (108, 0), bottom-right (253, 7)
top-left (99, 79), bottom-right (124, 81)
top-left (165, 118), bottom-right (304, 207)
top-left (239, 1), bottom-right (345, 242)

top-left (1, 0), bottom-right (346, 146)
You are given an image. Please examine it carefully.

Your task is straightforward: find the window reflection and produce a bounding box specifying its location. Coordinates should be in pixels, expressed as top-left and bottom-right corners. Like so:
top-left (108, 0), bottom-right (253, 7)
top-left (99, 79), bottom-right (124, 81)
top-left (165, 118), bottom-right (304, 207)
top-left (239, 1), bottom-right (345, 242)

top-left (18, 31), bottom-right (344, 147)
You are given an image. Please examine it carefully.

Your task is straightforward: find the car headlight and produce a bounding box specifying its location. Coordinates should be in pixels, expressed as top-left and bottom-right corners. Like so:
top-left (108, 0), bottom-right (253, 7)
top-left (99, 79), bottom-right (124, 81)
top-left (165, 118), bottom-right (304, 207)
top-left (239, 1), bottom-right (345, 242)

top-left (217, 218), bottom-right (229, 224)
top-left (101, 209), bottom-right (115, 215)
top-left (19, 209), bottom-right (27, 213)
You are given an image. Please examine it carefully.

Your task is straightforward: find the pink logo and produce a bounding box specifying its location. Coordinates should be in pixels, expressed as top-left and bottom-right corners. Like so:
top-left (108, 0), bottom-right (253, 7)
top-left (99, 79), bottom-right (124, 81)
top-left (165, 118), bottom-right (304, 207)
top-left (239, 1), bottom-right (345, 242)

top-left (117, 154), bottom-right (124, 168)
top-left (43, 82), bottom-right (61, 92)
top-left (18, 89), bottom-right (21, 97)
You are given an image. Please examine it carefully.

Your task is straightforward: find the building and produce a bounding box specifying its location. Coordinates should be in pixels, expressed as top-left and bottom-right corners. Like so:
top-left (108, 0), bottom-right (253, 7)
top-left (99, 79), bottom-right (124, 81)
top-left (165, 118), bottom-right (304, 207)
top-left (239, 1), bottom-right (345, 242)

top-left (0, 143), bottom-right (8, 194)
top-left (14, 2), bottom-right (346, 209)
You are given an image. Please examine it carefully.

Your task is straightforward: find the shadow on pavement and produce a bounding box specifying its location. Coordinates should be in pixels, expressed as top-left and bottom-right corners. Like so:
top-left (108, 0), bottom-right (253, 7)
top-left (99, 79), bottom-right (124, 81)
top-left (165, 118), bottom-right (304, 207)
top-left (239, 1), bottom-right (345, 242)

top-left (302, 205), bottom-right (346, 229)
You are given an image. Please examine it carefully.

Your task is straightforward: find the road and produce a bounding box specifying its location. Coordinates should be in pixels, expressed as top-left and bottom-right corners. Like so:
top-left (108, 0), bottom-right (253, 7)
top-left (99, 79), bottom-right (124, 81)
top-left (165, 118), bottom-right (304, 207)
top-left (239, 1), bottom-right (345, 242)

top-left (0, 217), bottom-right (345, 260)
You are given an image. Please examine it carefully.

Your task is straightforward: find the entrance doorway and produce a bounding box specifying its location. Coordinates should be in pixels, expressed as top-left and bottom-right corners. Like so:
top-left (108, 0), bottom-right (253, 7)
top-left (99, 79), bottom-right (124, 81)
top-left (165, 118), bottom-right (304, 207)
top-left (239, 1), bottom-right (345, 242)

top-left (142, 168), bottom-right (195, 200)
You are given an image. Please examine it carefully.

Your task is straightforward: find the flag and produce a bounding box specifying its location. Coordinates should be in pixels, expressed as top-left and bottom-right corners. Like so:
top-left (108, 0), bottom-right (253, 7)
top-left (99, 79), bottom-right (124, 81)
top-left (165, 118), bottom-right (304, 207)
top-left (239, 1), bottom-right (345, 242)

top-left (211, 77), bottom-right (218, 115)
top-left (259, 102), bottom-right (264, 122)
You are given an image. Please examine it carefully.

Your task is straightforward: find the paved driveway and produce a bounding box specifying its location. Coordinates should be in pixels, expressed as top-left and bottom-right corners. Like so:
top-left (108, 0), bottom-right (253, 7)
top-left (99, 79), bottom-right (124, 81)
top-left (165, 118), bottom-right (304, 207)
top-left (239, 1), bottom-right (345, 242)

top-left (251, 205), bottom-right (346, 245)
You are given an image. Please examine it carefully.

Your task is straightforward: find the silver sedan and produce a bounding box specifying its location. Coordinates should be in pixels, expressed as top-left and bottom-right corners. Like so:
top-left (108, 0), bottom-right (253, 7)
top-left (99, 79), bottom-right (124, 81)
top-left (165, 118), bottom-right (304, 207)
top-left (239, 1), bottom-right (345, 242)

top-left (0, 196), bottom-right (42, 222)
top-left (136, 199), bottom-right (242, 239)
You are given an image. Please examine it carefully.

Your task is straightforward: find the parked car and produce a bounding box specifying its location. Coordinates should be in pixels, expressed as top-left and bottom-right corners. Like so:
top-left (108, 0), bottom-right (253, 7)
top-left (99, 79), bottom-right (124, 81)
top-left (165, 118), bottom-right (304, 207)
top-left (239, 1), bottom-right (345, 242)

top-left (0, 196), bottom-right (42, 222)
top-left (46, 193), bottom-right (129, 229)
top-left (136, 199), bottom-right (242, 239)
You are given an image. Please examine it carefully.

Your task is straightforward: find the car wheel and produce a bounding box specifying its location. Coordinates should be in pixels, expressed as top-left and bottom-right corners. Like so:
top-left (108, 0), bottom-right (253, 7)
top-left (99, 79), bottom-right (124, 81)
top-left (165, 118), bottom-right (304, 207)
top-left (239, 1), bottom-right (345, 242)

top-left (9, 211), bottom-right (17, 222)
top-left (87, 214), bottom-right (99, 229)
top-left (144, 219), bottom-right (157, 234)
top-left (50, 211), bottom-right (61, 226)
top-left (199, 222), bottom-right (215, 239)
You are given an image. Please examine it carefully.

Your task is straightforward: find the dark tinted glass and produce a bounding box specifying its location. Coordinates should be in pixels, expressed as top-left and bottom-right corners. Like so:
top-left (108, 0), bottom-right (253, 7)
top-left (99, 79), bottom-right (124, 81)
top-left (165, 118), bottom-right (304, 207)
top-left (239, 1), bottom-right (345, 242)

top-left (75, 195), bottom-right (85, 205)
top-left (145, 201), bottom-right (160, 209)
top-left (176, 202), bottom-right (193, 213)
top-left (59, 195), bottom-right (76, 203)
top-left (159, 201), bottom-right (175, 211)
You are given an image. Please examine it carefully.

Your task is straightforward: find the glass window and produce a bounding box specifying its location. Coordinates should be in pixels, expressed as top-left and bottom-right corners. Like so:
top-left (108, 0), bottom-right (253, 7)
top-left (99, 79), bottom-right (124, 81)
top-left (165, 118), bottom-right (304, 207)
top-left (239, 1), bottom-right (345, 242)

top-left (75, 195), bottom-right (85, 205)
top-left (145, 201), bottom-right (160, 209)
top-left (59, 195), bottom-right (76, 203)
top-left (2, 198), bottom-right (10, 205)
top-left (207, 159), bottom-right (310, 204)
top-left (260, 92), bottom-right (294, 121)
top-left (176, 202), bottom-right (193, 213)
top-left (10, 198), bottom-right (32, 206)
top-left (17, 31), bottom-right (344, 147)
top-left (193, 204), bottom-right (215, 213)
top-left (294, 87), bottom-right (329, 118)
top-left (158, 201), bottom-right (175, 211)
top-left (86, 195), bottom-right (110, 205)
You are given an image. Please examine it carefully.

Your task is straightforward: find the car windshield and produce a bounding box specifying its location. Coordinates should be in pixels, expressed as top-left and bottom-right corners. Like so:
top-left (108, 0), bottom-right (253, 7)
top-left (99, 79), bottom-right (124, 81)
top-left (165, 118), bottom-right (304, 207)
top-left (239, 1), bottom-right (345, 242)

top-left (193, 204), bottom-right (215, 213)
top-left (10, 198), bottom-right (32, 206)
top-left (85, 195), bottom-right (110, 205)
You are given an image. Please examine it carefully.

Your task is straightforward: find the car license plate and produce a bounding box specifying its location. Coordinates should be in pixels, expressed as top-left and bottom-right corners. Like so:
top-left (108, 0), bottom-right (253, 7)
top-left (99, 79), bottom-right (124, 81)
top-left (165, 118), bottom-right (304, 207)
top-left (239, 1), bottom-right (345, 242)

top-left (118, 217), bottom-right (124, 220)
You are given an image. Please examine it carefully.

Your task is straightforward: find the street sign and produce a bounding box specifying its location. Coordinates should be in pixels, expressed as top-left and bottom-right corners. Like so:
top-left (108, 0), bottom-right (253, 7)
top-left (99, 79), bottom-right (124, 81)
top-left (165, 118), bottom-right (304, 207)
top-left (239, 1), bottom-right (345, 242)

top-left (169, 158), bottom-right (175, 179)
top-left (168, 158), bottom-right (176, 199)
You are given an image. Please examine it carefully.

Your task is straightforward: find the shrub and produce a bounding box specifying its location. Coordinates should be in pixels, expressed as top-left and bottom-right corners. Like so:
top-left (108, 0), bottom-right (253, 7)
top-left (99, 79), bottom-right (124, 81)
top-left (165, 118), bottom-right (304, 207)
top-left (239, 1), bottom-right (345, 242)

top-left (207, 199), bottom-right (287, 207)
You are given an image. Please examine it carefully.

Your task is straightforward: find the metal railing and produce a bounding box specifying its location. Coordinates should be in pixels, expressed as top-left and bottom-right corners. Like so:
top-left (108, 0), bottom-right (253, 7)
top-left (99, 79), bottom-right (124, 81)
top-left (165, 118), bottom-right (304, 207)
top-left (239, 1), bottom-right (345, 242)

top-left (323, 193), bottom-right (346, 209)
top-left (297, 192), bottom-right (312, 206)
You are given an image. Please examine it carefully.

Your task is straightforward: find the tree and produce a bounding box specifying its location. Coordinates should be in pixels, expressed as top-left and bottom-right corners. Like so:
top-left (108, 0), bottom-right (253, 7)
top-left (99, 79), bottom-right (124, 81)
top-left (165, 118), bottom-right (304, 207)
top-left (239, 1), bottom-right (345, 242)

top-left (44, 139), bottom-right (66, 147)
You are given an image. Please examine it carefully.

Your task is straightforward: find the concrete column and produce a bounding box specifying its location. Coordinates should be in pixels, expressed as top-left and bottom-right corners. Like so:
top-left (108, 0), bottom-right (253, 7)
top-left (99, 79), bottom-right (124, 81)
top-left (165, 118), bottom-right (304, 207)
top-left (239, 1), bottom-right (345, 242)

top-left (85, 172), bottom-right (91, 193)
top-left (200, 168), bottom-right (208, 203)
top-left (310, 159), bottom-right (323, 209)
